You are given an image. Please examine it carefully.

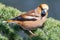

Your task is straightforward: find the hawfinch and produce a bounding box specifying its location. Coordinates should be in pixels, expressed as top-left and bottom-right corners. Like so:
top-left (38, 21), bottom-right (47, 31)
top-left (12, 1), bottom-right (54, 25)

top-left (3, 4), bottom-right (49, 36)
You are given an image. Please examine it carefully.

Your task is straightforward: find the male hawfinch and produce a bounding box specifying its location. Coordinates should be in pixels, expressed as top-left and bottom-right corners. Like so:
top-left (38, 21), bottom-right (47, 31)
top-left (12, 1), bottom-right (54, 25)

top-left (3, 4), bottom-right (49, 36)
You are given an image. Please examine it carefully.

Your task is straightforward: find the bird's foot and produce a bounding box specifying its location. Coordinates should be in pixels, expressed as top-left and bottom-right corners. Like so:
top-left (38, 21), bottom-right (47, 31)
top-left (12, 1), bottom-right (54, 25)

top-left (28, 30), bottom-right (37, 37)
top-left (30, 33), bottom-right (37, 37)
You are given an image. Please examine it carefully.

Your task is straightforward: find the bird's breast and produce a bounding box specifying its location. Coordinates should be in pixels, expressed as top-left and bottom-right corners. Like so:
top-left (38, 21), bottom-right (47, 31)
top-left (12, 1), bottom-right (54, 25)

top-left (20, 19), bottom-right (43, 30)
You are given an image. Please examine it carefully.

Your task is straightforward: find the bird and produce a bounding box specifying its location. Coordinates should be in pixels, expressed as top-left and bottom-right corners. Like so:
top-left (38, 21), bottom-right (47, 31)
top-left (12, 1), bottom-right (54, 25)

top-left (3, 4), bottom-right (49, 36)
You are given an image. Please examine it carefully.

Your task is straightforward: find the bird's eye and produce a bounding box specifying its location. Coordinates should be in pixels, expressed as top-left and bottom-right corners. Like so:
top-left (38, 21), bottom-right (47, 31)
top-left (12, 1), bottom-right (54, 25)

top-left (41, 8), bottom-right (44, 10)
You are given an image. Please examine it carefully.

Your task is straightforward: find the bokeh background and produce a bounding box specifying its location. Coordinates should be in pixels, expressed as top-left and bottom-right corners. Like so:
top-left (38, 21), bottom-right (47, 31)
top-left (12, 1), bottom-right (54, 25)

top-left (0, 0), bottom-right (60, 20)
top-left (0, 0), bottom-right (60, 40)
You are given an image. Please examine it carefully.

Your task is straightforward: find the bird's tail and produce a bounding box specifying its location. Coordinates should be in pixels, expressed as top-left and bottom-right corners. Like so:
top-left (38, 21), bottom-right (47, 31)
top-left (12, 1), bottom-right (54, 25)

top-left (2, 20), bottom-right (23, 25)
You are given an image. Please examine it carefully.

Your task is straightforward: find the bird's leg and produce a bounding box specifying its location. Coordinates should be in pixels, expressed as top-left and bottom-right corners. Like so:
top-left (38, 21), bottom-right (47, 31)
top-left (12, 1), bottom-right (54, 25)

top-left (28, 30), bottom-right (36, 36)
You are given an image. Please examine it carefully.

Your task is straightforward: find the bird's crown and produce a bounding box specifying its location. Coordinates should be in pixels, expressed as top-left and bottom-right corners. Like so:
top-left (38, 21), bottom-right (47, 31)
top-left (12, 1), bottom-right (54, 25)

top-left (39, 4), bottom-right (49, 10)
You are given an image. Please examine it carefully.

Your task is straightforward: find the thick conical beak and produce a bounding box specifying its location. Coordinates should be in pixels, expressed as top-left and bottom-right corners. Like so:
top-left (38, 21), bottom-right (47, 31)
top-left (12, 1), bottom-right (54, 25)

top-left (42, 9), bottom-right (47, 14)
top-left (41, 9), bottom-right (47, 17)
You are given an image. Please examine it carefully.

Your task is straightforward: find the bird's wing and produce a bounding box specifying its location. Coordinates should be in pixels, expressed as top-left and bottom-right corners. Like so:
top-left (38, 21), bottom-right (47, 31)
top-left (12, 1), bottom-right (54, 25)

top-left (12, 13), bottom-right (38, 21)
top-left (25, 16), bottom-right (38, 19)
top-left (18, 15), bottom-right (38, 20)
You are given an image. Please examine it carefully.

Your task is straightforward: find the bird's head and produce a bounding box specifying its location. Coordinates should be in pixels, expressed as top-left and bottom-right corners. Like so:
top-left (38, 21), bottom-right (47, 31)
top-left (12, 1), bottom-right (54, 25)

top-left (39, 4), bottom-right (49, 15)
top-left (35, 4), bottom-right (49, 17)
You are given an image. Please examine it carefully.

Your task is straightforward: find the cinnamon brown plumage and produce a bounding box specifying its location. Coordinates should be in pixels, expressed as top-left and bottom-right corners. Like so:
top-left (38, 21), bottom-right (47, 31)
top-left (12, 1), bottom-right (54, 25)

top-left (3, 4), bottom-right (49, 36)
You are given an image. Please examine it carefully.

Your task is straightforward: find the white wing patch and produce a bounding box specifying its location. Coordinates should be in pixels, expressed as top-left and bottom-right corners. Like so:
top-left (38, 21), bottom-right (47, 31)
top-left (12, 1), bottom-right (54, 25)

top-left (32, 13), bottom-right (35, 15)
top-left (25, 16), bottom-right (38, 19)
